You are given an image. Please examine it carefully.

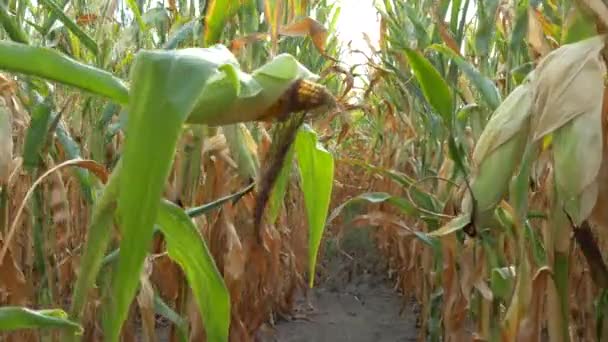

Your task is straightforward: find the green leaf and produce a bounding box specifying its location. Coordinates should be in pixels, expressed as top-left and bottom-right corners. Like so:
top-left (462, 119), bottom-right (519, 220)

top-left (204, 0), bottom-right (243, 46)
top-left (509, 0), bottom-right (528, 56)
top-left (0, 307), bottom-right (82, 334)
top-left (0, 2), bottom-right (29, 44)
top-left (101, 182), bottom-right (254, 270)
top-left (23, 95), bottom-right (53, 170)
top-left (40, 0), bottom-right (69, 34)
top-left (126, 0), bottom-right (147, 32)
top-left (267, 144), bottom-right (295, 224)
top-left (69, 166), bottom-right (120, 325)
top-left (38, 0), bottom-right (98, 55)
top-left (0, 41), bottom-right (128, 105)
top-left (164, 18), bottom-right (201, 49)
top-left (105, 47), bottom-right (218, 341)
top-left (491, 266), bottom-right (515, 300)
top-left (295, 124), bottom-right (334, 288)
top-left (157, 200), bottom-right (230, 342)
top-left (55, 123), bottom-right (93, 202)
top-left (430, 44), bottom-right (501, 110)
top-left (474, 0), bottom-right (499, 57)
top-left (403, 47), bottom-right (453, 125)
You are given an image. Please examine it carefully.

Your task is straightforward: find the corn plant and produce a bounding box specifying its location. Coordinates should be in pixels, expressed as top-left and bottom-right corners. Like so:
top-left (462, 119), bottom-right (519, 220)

top-left (0, 0), bottom-right (342, 341)
top-left (330, 0), bottom-right (608, 341)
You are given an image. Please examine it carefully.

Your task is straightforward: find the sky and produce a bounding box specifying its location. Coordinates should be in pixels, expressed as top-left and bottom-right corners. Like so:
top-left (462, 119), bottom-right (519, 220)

top-left (328, 0), bottom-right (381, 93)
top-left (331, 0), bottom-right (477, 60)
top-left (336, 0), bottom-right (380, 50)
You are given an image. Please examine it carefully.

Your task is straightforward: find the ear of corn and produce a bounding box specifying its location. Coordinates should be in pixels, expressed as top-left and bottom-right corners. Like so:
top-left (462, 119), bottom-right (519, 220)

top-left (189, 51), bottom-right (322, 126)
top-left (459, 80), bottom-right (533, 229)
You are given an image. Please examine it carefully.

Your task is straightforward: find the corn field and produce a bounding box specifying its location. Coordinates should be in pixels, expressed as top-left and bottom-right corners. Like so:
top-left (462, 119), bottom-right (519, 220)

top-left (1, 0), bottom-right (608, 341)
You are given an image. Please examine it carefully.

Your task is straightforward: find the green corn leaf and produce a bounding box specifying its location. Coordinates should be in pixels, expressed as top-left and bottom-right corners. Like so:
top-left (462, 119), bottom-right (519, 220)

top-left (38, 0), bottom-right (98, 55)
top-left (403, 47), bottom-right (453, 125)
top-left (157, 200), bottom-right (230, 342)
top-left (402, 3), bottom-right (430, 48)
top-left (295, 124), bottom-right (334, 288)
top-left (0, 307), bottom-right (82, 334)
top-left (0, 2), bottom-right (29, 44)
top-left (105, 47), bottom-right (220, 341)
top-left (267, 144), bottom-right (295, 224)
top-left (0, 41), bottom-right (128, 105)
top-left (0, 42), bottom-right (321, 128)
top-left (509, 0), bottom-right (528, 56)
top-left (204, 0), bottom-right (243, 46)
top-left (40, 0), bottom-right (69, 34)
top-left (55, 123), bottom-right (93, 202)
top-left (474, 0), bottom-right (499, 57)
top-left (22, 95), bottom-right (53, 170)
top-left (69, 165), bottom-right (120, 326)
top-left (101, 182), bottom-right (254, 269)
top-left (491, 266), bottom-right (516, 301)
top-left (164, 18), bottom-right (201, 50)
top-left (126, 0), bottom-right (147, 32)
top-left (430, 44), bottom-right (502, 110)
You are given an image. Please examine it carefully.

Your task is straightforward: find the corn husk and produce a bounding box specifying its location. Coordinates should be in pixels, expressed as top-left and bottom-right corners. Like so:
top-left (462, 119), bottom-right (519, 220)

top-left (531, 35), bottom-right (606, 224)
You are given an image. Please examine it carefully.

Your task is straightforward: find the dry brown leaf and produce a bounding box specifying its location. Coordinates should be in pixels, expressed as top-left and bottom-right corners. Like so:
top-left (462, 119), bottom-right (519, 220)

top-left (203, 133), bottom-right (228, 155)
top-left (458, 76), bottom-right (476, 105)
top-left (589, 87), bottom-right (608, 230)
top-left (517, 267), bottom-right (552, 341)
top-left (46, 157), bottom-right (71, 241)
top-left (0, 239), bottom-right (32, 306)
top-left (0, 159), bottom-right (108, 266)
top-left (168, 0), bottom-right (176, 12)
top-left (137, 260), bottom-right (157, 342)
top-left (527, 8), bottom-right (552, 59)
top-left (264, 0), bottom-right (285, 55)
top-left (531, 34), bottom-right (605, 141)
top-left (229, 33), bottom-right (270, 54)
top-left (222, 203), bottom-right (246, 304)
top-left (0, 97), bottom-right (11, 185)
top-left (438, 22), bottom-right (461, 56)
top-left (442, 236), bottom-right (468, 341)
top-left (379, 16), bottom-right (387, 47)
top-left (76, 13), bottom-right (98, 26)
top-left (279, 16), bottom-right (328, 53)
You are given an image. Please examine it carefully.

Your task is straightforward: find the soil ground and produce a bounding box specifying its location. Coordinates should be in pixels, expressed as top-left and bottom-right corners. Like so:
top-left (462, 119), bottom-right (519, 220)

top-left (257, 226), bottom-right (419, 342)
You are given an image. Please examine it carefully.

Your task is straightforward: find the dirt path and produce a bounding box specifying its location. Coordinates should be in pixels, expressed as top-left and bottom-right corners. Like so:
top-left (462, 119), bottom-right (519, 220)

top-left (258, 227), bottom-right (419, 342)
